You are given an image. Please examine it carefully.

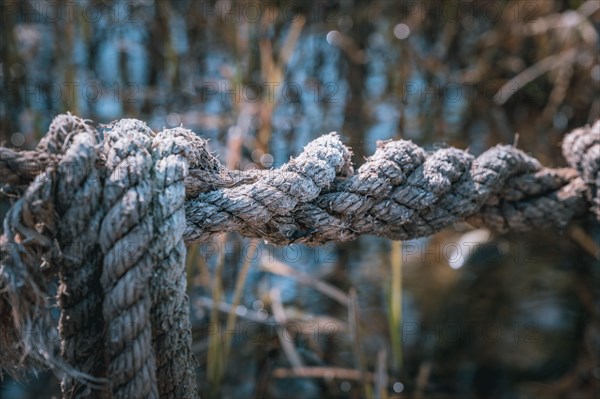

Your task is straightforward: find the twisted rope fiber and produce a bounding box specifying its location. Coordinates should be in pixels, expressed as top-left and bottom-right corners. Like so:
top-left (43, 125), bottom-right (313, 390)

top-left (0, 115), bottom-right (197, 398)
top-left (0, 114), bottom-right (598, 399)
top-left (184, 122), bottom-right (598, 245)
top-left (99, 119), bottom-right (160, 399)
top-left (149, 128), bottom-right (199, 399)
top-left (0, 115), bottom-right (107, 394)
top-left (563, 123), bottom-right (600, 219)
top-left (45, 116), bottom-right (107, 398)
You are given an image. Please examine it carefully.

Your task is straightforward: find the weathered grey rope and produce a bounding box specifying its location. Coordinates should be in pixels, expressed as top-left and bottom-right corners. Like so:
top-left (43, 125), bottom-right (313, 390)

top-left (183, 122), bottom-right (597, 245)
top-left (1, 183), bottom-right (57, 374)
top-left (99, 119), bottom-right (159, 399)
top-left (0, 147), bottom-right (53, 196)
top-left (46, 115), bottom-right (107, 399)
top-left (183, 133), bottom-right (353, 243)
top-left (562, 121), bottom-right (600, 218)
top-left (0, 115), bottom-right (106, 392)
top-left (149, 128), bottom-right (198, 399)
top-left (0, 114), bottom-right (598, 399)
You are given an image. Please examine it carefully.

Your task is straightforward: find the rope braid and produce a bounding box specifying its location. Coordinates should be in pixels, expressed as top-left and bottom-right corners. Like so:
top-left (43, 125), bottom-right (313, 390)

top-left (46, 115), bottom-right (107, 399)
top-left (99, 119), bottom-right (159, 399)
top-left (0, 114), bottom-right (598, 398)
top-left (183, 126), bottom-right (595, 245)
top-left (0, 114), bottom-right (105, 391)
top-left (184, 133), bottom-right (353, 243)
top-left (149, 128), bottom-right (199, 399)
top-left (562, 122), bottom-right (600, 218)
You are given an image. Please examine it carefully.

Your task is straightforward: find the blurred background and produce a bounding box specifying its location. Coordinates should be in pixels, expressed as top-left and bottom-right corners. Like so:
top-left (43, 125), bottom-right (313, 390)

top-left (1, 0), bottom-right (599, 398)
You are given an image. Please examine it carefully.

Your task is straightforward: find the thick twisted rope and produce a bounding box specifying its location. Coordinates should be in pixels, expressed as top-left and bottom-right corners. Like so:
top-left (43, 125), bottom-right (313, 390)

top-left (46, 116), bottom-right (107, 399)
top-left (0, 115), bottom-right (106, 393)
top-left (99, 119), bottom-right (160, 399)
top-left (563, 123), bottom-right (600, 219)
top-left (149, 128), bottom-right (198, 399)
top-left (184, 122), bottom-right (597, 245)
top-left (0, 114), bottom-right (598, 398)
